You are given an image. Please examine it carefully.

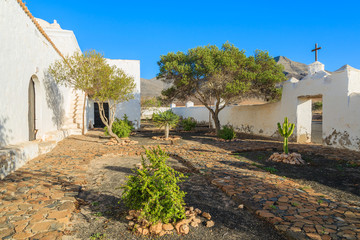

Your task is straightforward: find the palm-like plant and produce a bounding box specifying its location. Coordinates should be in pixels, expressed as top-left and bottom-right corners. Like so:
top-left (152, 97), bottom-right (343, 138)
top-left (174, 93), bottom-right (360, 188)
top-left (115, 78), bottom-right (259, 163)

top-left (153, 110), bottom-right (179, 139)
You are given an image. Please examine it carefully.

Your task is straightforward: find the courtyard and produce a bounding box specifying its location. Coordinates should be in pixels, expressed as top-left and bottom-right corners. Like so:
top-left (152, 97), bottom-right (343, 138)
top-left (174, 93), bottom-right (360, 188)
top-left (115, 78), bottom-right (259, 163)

top-left (2, 1), bottom-right (360, 240)
top-left (0, 123), bottom-right (359, 240)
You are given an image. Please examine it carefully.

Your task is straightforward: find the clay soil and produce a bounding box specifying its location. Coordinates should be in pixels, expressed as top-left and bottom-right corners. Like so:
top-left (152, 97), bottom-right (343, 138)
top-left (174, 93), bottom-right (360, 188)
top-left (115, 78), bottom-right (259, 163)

top-left (121, 121), bottom-right (360, 206)
top-left (233, 151), bottom-right (360, 205)
top-left (72, 154), bottom-right (284, 240)
top-left (70, 122), bottom-right (360, 239)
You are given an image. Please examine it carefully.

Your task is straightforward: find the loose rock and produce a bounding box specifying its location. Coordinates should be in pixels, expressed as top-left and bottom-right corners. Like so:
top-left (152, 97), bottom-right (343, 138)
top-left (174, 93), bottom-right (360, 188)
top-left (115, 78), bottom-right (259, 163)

top-left (179, 224), bottom-right (190, 234)
top-left (268, 152), bottom-right (305, 165)
top-left (162, 223), bottom-right (174, 231)
top-left (149, 222), bottom-right (162, 235)
top-left (191, 222), bottom-right (199, 227)
top-left (206, 220), bottom-right (215, 228)
top-left (202, 212), bottom-right (211, 220)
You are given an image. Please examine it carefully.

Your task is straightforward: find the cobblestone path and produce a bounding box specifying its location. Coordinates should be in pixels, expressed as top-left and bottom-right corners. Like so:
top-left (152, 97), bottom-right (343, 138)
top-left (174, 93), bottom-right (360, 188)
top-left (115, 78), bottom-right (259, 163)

top-left (0, 135), bottom-right (129, 239)
top-left (167, 143), bottom-right (360, 240)
top-left (1, 132), bottom-right (360, 239)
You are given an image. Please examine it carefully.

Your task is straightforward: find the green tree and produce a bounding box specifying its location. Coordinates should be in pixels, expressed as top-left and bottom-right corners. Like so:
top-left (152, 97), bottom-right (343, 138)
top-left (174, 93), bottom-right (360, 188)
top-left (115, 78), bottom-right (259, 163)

top-left (91, 64), bottom-right (135, 142)
top-left (152, 110), bottom-right (179, 139)
top-left (157, 42), bottom-right (286, 134)
top-left (49, 50), bottom-right (135, 142)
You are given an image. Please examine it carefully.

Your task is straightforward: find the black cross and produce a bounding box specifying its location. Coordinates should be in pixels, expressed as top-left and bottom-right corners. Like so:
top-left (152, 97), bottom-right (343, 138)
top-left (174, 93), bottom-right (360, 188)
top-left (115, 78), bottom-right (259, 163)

top-left (311, 43), bottom-right (322, 61)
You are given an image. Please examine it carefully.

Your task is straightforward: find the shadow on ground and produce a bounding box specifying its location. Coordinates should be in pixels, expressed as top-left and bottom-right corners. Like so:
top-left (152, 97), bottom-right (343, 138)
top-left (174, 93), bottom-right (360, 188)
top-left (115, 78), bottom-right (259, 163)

top-left (72, 154), bottom-right (284, 240)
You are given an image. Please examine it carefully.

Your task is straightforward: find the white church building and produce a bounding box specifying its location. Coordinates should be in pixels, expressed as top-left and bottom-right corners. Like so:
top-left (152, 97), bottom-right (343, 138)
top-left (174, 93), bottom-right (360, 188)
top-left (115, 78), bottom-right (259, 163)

top-left (0, 0), bottom-right (141, 178)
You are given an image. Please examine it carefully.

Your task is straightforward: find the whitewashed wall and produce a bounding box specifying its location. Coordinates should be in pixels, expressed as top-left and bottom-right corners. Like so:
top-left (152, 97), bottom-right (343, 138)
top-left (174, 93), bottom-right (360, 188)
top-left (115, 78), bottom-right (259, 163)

top-left (141, 107), bottom-right (170, 119)
top-left (0, 0), bottom-right (76, 147)
top-left (172, 107), bottom-right (213, 123)
top-left (172, 62), bottom-right (360, 151)
top-left (40, 19), bottom-right (82, 132)
top-left (86, 59), bottom-right (141, 129)
top-left (172, 103), bottom-right (282, 137)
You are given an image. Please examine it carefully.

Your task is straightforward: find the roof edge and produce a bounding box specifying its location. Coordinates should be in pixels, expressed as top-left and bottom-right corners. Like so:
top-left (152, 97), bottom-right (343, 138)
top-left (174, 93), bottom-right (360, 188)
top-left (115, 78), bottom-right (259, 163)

top-left (16, 0), bottom-right (66, 62)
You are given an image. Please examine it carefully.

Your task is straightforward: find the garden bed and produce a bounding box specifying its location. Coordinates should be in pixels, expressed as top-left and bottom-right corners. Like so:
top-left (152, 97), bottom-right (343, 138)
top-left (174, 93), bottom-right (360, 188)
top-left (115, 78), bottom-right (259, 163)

top-left (71, 154), bottom-right (284, 240)
top-left (234, 151), bottom-right (360, 204)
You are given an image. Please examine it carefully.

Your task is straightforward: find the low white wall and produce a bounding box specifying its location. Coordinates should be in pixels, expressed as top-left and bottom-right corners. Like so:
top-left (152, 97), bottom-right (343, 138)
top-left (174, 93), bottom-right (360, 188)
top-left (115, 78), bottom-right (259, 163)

top-left (141, 107), bottom-right (170, 119)
top-left (172, 107), bottom-right (212, 123)
top-left (172, 103), bottom-right (282, 137)
top-left (171, 63), bottom-right (360, 151)
top-left (223, 102), bottom-right (282, 136)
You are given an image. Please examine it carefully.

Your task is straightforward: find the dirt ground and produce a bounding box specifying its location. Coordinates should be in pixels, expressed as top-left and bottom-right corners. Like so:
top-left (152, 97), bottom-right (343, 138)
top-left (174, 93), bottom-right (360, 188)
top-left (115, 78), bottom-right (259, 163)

top-left (234, 151), bottom-right (360, 205)
top-left (71, 154), bottom-right (285, 240)
top-left (68, 122), bottom-right (360, 239)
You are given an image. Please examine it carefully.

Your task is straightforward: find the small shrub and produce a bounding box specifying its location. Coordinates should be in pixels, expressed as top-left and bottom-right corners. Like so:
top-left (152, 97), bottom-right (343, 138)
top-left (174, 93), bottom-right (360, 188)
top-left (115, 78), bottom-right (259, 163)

top-left (181, 117), bottom-right (197, 131)
top-left (104, 115), bottom-right (133, 138)
top-left (263, 166), bottom-right (278, 174)
top-left (152, 110), bottom-right (179, 139)
top-left (218, 125), bottom-right (236, 140)
top-left (122, 114), bottom-right (133, 127)
top-left (121, 146), bottom-right (187, 224)
top-left (90, 233), bottom-right (106, 240)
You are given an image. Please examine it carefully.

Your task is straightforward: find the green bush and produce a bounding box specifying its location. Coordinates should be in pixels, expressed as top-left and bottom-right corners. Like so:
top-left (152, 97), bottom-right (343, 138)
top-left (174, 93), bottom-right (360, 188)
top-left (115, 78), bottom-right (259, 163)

top-left (122, 114), bottom-right (133, 127)
top-left (104, 115), bottom-right (133, 138)
top-left (218, 125), bottom-right (236, 140)
top-left (121, 147), bottom-right (187, 224)
top-left (181, 117), bottom-right (197, 131)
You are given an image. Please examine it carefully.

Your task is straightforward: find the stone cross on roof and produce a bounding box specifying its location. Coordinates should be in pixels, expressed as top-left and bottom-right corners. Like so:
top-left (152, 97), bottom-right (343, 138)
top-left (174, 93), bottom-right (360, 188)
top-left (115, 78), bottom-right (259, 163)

top-left (311, 43), bottom-right (322, 61)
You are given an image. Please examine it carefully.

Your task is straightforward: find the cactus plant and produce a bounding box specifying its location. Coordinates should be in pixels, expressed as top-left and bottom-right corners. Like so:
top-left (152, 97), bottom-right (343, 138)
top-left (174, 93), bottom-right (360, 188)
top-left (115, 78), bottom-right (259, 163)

top-left (277, 117), bottom-right (295, 154)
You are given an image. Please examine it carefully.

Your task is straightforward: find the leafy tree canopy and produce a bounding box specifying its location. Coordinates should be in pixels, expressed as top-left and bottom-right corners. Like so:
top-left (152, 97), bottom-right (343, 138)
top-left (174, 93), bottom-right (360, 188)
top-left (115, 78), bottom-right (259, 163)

top-left (157, 42), bottom-right (286, 133)
top-left (49, 50), bottom-right (136, 141)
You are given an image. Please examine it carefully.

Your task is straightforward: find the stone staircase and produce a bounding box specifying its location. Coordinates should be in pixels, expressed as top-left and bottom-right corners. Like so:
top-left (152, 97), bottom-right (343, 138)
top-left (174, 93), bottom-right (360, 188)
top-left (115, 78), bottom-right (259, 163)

top-left (62, 89), bottom-right (85, 134)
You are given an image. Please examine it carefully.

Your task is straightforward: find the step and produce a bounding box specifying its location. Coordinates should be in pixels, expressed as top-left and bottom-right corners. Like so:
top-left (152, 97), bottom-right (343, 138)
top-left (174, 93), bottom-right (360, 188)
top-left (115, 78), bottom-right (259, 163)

top-left (39, 141), bottom-right (57, 155)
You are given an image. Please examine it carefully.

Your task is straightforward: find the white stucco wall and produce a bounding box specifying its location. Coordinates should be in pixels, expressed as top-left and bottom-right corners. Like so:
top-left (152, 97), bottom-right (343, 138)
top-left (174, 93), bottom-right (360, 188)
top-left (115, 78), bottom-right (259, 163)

top-left (0, 0), bottom-right (77, 147)
top-left (41, 22), bottom-right (82, 125)
top-left (171, 62), bottom-right (360, 151)
top-left (141, 107), bottom-right (171, 119)
top-left (172, 103), bottom-right (282, 137)
top-left (172, 107), bottom-right (212, 123)
top-left (86, 59), bottom-right (141, 129)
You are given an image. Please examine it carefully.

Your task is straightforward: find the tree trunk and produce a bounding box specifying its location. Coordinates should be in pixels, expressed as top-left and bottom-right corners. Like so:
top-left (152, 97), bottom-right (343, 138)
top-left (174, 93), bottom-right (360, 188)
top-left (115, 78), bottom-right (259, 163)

top-left (107, 121), bottom-right (121, 143)
top-left (165, 123), bottom-right (169, 139)
top-left (211, 111), bottom-right (221, 135)
top-left (97, 101), bottom-right (121, 143)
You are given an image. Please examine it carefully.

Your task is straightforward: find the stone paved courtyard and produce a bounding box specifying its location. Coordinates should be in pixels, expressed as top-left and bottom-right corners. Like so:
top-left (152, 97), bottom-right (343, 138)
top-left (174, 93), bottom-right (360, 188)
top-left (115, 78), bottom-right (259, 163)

top-left (1, 128), bottom-right (360, 239)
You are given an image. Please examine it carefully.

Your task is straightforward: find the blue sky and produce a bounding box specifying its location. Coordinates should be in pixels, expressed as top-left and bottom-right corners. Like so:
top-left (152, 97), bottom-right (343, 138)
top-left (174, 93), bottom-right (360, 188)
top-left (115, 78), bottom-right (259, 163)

top-left (27, 0), bottom-right (360, 79)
